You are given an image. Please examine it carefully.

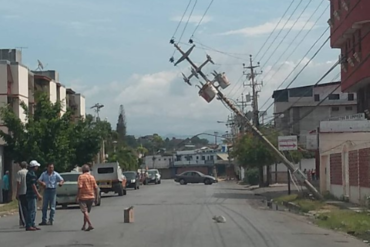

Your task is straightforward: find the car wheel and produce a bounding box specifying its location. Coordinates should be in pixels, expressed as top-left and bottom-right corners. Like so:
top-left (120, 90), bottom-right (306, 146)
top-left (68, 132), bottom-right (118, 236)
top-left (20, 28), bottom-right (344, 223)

top-left (180, 179), bottom-right (186, 185)
top-left (204, 179), bottom-right (212, 185)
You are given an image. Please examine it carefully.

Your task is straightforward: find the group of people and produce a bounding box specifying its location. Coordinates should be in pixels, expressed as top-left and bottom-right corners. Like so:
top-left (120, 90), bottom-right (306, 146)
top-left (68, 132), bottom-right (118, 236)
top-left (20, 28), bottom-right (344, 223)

top-left (15, 161), bottom-right (98, 231)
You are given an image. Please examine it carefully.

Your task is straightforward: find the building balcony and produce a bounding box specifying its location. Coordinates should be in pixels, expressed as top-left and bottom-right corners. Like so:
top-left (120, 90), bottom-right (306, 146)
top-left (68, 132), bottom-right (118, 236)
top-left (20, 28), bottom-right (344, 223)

top-left (329, 0), bottom-right (370, 48)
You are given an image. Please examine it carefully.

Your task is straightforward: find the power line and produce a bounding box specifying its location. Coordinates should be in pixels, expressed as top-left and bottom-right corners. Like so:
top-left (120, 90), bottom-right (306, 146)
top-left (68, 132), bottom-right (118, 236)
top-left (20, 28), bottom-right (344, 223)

top-left (171, 0), bottom-right (193, 39)
top-left (254, 0), bottom-right (295, 60)
top-left (257, 0), bottom-right (304, 63)
top-left (260, 0), bottom-right (314, 70)
top-left (261, 2), bottom-right (329, 87)
top-left (178, 0), bottom-right (198, 44)
top-left (259, 0), bottom-right (363, 109)
top-left (189, 0), bottom-right (214, 42)
top-left (269, 44), bottom-right (370, 133)
top-left (259, 27), bottom-right (329, 110)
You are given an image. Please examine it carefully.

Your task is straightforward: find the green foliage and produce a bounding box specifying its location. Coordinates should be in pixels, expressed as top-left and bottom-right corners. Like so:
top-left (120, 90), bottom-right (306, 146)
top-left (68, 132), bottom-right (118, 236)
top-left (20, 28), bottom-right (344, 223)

top-left (0, 93), bottom-right (104, 172)
top-left (244, 168), bottom-right (259, 185)
top-left (107, 146), bottom-right (138, 171)
top-left (231, 126), bottom-right (303, 168)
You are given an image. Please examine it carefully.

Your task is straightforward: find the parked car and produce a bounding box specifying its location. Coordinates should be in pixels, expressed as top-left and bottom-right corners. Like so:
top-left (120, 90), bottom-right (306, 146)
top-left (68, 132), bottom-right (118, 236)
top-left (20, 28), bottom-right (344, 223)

top-left (147, 169), bottom-right (161, 184)
top-left (91, 162), bottom-right (127, 196)
top-left (56, 172), bottom-right (101, 209)
top-left (123, 171), bottom-right (140, 190)
top-left (174, 171), bottom-right (217, 185)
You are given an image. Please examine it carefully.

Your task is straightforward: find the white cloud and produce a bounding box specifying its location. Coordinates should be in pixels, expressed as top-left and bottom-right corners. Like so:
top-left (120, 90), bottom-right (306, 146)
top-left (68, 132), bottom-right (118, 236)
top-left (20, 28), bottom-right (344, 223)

top-left (171, 15), bottom-right (212, 25)
top-left (219, 18), bottom-right (316, 37)
top-left (67, 70), bottom-right (230, 136)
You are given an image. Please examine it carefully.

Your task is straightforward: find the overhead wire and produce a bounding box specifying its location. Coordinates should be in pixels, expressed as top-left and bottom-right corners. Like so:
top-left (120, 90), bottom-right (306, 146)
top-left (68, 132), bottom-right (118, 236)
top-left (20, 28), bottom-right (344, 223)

top-left (259, 0), bottom-right (363, 110)
top-left (266, 38), bottom-right (370, 134)
top-left (190, 0), bottom-right (215, 40)
top-left (257, 0), bottom-right (304, 63)
top-left (260, 0), bottom-right (314, 71)
top-left (254, 0), bottom-right (295, 60)
top-left (261, 2), bottom-right (329, 87)
top-left (259, 27), bottom-right (330, 110)
top-left (171, 0), bottom-right (198, 60)
top-left (171, 0), bottom-right (193, 39)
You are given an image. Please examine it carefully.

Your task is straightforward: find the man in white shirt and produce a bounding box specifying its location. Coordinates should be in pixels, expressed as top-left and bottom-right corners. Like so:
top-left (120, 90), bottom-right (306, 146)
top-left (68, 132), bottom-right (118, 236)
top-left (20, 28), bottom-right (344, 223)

top-left (16, 161), bottom-right (28, 228)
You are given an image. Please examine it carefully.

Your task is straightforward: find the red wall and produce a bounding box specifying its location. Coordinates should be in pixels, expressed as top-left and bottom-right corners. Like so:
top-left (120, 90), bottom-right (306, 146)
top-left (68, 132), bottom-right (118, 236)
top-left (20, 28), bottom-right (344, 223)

top-left (329, 0), bottom-right (370, 92)
top-left (330, 153), bottom-right (342, 185)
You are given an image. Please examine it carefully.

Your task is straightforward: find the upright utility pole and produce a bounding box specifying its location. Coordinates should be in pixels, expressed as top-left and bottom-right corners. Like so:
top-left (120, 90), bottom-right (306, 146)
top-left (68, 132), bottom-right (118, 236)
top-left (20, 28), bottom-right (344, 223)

top-left (243, 55), bottom-right (262, 128)
top-left (171, 43), bottom-right (323, 200)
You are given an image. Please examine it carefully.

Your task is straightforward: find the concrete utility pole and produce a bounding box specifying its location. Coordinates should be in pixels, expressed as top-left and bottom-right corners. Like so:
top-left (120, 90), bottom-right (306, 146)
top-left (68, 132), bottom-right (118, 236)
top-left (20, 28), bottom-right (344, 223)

top-left (171, 44), bottom-right (323, 200)
top-left (243, 55), bottom-right (262, 128)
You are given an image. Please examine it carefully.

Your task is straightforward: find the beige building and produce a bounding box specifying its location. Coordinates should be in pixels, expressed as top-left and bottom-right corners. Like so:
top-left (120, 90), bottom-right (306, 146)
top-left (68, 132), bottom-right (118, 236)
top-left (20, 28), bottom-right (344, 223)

top-left (0, 48), bottom-right (86, 202)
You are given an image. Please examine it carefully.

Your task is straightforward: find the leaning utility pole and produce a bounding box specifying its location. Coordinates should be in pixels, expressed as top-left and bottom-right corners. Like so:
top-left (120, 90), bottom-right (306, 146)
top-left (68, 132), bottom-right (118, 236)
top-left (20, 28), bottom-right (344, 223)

top-left (170, 43), bottom-right (323, 200)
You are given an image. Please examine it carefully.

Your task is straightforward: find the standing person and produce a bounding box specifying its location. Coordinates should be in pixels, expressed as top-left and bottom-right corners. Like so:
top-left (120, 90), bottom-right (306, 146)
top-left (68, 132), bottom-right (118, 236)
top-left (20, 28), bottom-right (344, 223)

top-left (16, 162), bottom-right (29, 228)
top-left (77, 164), bottom-right (98, 231)
top-left (25, 160), bottom-right (42, 231)
top-left (2, 170), bottom-right (10, 203)
top-left (38, 163), bottom-right (64, 226)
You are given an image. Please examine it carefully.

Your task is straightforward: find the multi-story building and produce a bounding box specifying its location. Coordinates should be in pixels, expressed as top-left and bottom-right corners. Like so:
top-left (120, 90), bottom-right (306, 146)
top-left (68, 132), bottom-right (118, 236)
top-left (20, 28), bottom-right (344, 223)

top-left (0, 48), bottom-right (86, 202)
top-left (329, 0), bottom-right (370, 113)
top-left (273, 81), bottom-right (357, 148)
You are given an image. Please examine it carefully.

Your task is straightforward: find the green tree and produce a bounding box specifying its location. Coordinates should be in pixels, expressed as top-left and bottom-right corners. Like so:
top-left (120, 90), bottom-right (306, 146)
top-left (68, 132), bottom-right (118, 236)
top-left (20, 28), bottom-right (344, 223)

top-left (0, 93), bottom-right (74, 171)
top-left (107, 146), bottom-right (138, 171)
top-left (0, 93), bottom-right (105, 172)
top-left (231, 126), bottom-right (302, 187)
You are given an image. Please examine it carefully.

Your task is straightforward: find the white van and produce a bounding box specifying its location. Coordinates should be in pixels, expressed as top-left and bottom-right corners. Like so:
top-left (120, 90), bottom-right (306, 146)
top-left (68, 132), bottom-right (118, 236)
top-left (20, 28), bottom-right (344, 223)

top-left (91, 162), bottom-right (127, 196)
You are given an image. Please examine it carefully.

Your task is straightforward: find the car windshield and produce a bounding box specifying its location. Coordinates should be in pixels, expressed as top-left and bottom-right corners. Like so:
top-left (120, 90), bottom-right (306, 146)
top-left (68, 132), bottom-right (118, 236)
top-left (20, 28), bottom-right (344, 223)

top-left (148, 171), bottom-right (157, 175)
top-left (60, 173), bottom-right (80, 182)
top-left (123, 172), bottom-right (136, 179)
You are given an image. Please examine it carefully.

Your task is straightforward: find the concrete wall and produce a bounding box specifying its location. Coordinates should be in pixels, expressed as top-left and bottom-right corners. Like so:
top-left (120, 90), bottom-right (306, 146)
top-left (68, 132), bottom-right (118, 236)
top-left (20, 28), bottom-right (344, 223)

top-left (49, 80), bottom-right (57, 104)
top-left (59, 85), bottom-right (67, 113)
top-left (144, 155), bottom-right (172, 169)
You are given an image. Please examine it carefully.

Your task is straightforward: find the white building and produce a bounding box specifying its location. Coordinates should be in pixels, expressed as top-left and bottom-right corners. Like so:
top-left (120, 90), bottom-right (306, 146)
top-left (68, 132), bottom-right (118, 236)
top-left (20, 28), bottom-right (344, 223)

top-left (273, 81), bottom-right (357, 148)
top-left (144, 154), bottom-right (173, 169)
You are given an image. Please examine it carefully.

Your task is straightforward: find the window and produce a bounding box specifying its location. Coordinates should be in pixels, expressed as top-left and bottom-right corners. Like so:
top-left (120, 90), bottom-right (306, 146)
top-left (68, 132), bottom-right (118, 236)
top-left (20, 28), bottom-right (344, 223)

top-left (352, 34), bottom-right (356, 54)
top-left (345, 106), bottom-right (353, 111)
top-left (314, 94), bottom-right (320, 101)
top-left (331, 106), bottom-right (340, 112)
top-left (328, 94), bottom-right (340, 100)
top-left (289, 87), bottom-right (313, 97)
top-left (348, 93), bottom-right (354, 101)
top-left (97, 167), bottom-right (114, 174)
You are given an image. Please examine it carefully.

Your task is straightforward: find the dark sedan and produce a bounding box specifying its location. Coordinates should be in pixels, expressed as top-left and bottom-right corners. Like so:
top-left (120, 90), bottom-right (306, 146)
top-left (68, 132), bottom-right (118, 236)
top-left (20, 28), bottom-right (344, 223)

top-left (123, 171), bottom-right (140, 190)
top-left (174, 171), bottom-right (218, 185)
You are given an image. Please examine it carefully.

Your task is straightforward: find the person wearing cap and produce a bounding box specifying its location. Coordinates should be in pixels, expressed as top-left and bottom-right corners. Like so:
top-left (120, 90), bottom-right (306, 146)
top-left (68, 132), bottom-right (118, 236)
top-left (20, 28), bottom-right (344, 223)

top-left (25, 160), bottom-right (42, 231)
top-left (38, 163), bottom-right (64, 226)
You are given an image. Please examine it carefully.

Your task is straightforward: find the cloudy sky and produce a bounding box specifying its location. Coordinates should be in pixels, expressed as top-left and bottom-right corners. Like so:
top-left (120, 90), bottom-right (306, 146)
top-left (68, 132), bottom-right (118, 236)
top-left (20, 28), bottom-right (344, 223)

top-left (0, 0), bottom-right (339, 137)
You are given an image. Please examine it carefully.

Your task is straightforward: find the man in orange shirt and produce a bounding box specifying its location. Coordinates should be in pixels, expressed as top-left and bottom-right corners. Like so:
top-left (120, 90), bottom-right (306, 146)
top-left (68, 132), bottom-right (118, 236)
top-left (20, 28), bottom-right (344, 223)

top-left (76, 164), bottom-right (98, 231)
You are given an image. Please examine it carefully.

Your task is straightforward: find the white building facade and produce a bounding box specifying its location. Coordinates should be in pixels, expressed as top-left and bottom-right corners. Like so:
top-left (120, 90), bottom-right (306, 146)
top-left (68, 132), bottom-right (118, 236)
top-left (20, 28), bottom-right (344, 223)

top-left (273, 81), bottom-right (357, 148)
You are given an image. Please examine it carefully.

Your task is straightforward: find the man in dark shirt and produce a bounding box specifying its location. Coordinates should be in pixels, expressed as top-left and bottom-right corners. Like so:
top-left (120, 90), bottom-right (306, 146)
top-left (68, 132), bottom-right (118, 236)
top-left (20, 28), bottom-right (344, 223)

top-left (25, 160), bottom-right (42, 231)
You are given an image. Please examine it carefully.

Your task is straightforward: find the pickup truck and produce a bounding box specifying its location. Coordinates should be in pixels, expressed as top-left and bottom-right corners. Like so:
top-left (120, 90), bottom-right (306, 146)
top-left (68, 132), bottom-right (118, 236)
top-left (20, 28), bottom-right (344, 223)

top-left (56, 172), bottom-right (101, 209)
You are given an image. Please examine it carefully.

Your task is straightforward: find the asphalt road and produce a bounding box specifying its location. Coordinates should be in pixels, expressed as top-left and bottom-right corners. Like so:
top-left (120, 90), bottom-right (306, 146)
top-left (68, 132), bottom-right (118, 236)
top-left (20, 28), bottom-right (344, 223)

top-left (0, 180), bottom-right (367, 247)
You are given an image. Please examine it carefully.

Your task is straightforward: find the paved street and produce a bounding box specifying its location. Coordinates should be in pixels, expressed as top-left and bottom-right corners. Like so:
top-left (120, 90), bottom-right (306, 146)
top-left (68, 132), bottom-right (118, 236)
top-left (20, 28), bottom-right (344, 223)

top-left (0, 180), bottom-right (366, 247)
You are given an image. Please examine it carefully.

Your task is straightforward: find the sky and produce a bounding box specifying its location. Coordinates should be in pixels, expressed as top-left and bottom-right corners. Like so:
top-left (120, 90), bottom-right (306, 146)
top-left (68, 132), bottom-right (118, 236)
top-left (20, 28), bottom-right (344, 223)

top-left (0, 0), bottom-right (340, 138)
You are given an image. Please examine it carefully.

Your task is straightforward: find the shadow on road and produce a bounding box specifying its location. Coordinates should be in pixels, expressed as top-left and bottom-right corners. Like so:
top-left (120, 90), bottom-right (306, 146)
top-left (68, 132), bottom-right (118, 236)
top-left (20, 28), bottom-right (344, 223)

top-left (212, 192), bottom-right (260, 200)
